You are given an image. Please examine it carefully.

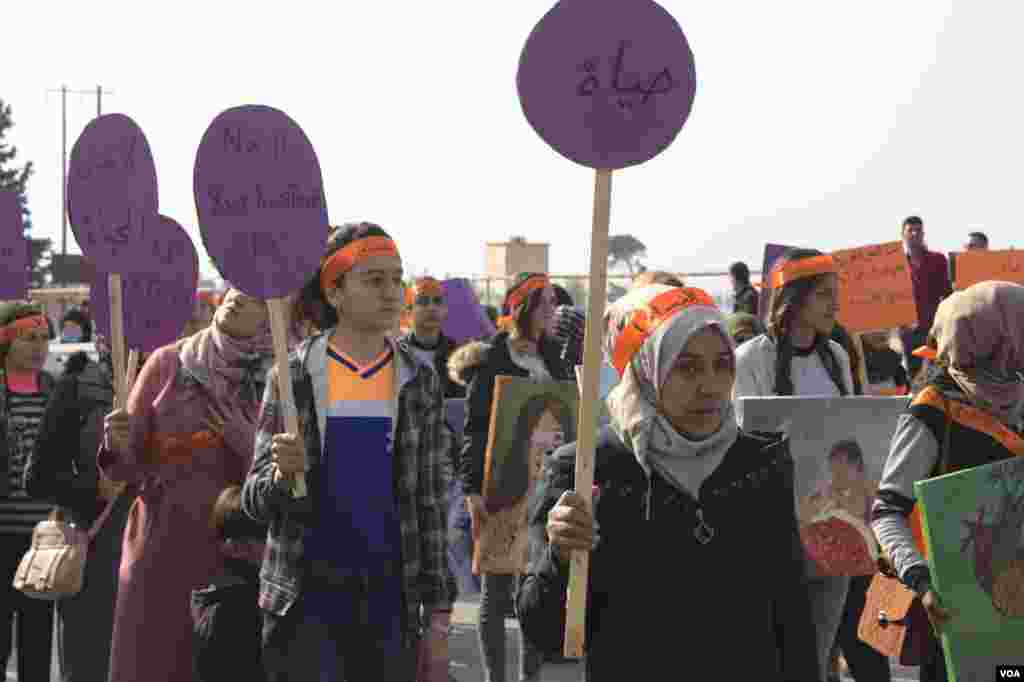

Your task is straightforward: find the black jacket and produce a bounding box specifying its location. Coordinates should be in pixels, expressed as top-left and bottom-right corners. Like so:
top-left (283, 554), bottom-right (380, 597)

top-left (864, 345), bottom-right (909, 389)
top-left (516, 428), bottom-right (820, 682)
top-left (191, 505), bottom-right (267, 682)
top-left (24, 354), bottom-right (108, 525)
top-left (402, 331), bottom-right (465, 399)
top-left (449, 331), bottom-right (571, 496)
top-left (734, 284), bottom-right (760, 316)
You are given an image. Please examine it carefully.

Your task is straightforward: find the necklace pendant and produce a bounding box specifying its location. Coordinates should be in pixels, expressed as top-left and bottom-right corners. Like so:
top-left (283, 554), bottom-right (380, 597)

top-left (694, 508), bottom-right (715, 545)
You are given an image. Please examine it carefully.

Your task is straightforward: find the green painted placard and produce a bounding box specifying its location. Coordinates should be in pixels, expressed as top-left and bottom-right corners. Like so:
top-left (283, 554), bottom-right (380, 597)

top-left (915, 455), bottom-right (1024, 681)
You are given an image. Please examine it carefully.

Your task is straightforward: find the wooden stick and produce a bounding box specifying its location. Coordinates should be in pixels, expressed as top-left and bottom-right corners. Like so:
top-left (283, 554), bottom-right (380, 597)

top-left (125, 349), bottom-right (140, 395)
top-left (564, 168), bottom-right (613, 659)
top-left (267, 298), bottom-right (307, 498)
top-left (108, 274), bottom-right (128, 409)
top-left (852, 333), bottom-right (869, 393)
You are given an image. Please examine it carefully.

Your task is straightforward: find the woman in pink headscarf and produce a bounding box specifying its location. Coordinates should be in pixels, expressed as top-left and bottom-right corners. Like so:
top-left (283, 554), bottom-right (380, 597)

top-left (872, 281), bottom-right (1024, 682)
top-left (100, 288), bottom-right (276, 682)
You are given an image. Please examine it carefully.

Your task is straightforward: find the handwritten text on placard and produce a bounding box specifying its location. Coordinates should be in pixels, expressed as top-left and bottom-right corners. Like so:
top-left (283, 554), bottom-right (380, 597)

top-left (67, 114), bottom-right (159, 274)
top-left (954, 250), bottom-right (1024, 290)
top-left (0, 191), bottom-right (28, 300)
top-left (194, 105), bottom-right (328, 301)
top-left (517, 0), bottom-right (696, 169)
top-left (833, 241), bottom-right (917, 332)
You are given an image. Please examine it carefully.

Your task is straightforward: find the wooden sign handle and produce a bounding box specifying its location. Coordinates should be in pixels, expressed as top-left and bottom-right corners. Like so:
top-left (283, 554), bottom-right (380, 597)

top-left (852, 333), bottom-right (869, 394)
top-left (108, 274), bottom-right (128, 410)
top-left (267, 298), bottom-right (306, 498)
top-left (564, 168), bottom-right (613, 659)
top-left (125, 349), bottom-right (140, 395)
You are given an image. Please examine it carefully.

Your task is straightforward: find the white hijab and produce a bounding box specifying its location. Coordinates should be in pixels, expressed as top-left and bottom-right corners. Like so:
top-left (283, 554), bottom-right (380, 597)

top-left (604, 285), bottom-right (739, 498)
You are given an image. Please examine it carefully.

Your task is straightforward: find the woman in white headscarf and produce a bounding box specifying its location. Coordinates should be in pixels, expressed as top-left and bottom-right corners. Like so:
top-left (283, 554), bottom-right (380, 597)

top-left (517, 285), bottom-right (819, 682)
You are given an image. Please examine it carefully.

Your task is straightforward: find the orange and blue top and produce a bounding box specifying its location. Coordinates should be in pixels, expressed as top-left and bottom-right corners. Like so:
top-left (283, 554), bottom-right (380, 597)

top-left (303, 342), bottom-right (404, 652)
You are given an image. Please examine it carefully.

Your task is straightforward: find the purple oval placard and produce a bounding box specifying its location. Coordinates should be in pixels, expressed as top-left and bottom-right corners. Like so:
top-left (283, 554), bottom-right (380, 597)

top-left (0, 191), bottom-right (28, 300)
top-left (194, 105), bottom-right (328, 300)
top-left (441, 278), bottom-right (496, 344)
top-left (91, 215), bottom-right (199, 352)
top-left (67, 114), bottom-right (160, 273)
top-left (517, 0), bottom-right (697, 169)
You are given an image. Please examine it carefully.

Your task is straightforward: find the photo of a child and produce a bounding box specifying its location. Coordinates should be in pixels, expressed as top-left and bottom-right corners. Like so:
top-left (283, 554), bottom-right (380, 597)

top-left (798, 439), bottom-right (876, 526)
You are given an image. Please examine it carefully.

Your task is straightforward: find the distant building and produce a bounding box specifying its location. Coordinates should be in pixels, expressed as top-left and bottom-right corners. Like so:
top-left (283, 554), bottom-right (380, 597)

top-left (485, 237), bottom-right (549, 280)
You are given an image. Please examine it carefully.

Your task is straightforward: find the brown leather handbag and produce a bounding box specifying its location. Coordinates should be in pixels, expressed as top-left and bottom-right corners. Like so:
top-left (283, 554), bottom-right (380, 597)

top-left (858, 571), bottom-right (931, 665)
top-left (858, 391), bottom-right (954, 664)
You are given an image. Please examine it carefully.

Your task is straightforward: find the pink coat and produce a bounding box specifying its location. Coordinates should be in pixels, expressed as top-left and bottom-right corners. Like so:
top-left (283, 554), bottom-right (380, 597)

top-left (99, 345), bottom-right (257, 682)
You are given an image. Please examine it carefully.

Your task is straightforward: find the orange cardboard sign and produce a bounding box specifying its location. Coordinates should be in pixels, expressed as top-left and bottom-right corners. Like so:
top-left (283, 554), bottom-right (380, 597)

top-left (832, 241), bottom-right (917, 333)
top-left (953, 249), bottom-right (1024, 290)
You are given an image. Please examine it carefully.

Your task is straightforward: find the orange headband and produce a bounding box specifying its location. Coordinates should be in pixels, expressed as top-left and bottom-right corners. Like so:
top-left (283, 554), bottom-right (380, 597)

top-left (912, 345), bottom-right (938, 361)
top-left (320, 236), bottom-right (401, 292)
top-left (770, 255), bottom-right (837, 288)
top-left (0, 315), bottom-right (46, 344)
top-left (506, 275), bottom-right (550, 311)
top-left (412, 278), bottom-right (444, 298)
top-left (611, 287), bottom-right (717, 375)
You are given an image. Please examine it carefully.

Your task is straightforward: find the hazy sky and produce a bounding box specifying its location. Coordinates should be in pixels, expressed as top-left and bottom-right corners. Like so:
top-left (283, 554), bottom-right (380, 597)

top-left (6, 0), bottom-right (1022, 283)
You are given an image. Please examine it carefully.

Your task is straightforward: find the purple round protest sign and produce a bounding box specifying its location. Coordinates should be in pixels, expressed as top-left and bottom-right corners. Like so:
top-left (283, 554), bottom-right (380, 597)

top-left (517, 0), bottom-right (697, 169)
top-left (91, 215), bottom-right (199, 352)
top-left (0, 191), bottom-right (28, 300)
top-left (194, 105), bottom-right (328, 300)
top-left (67, 114), bottom-right (160, 273)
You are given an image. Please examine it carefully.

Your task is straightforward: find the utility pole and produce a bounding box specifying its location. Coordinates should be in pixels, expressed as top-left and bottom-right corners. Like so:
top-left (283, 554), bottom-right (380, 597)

top-left (46, 85), bottom-right (113, 260)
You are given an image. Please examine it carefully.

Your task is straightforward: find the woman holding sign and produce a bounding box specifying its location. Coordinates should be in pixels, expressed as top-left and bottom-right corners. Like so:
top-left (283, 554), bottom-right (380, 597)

top-left (242, 223), bottom-right (454, 682)
top-left (100, 288), bottom-right (275, 682)
top-left (872, 281), bottom-right (1024, 682)
top-left (516, 285), bottom-right (818, 681)
top-left (732, 248), bottom-right (856, 682)
top-left (450, 272), bottom-right (569, 682)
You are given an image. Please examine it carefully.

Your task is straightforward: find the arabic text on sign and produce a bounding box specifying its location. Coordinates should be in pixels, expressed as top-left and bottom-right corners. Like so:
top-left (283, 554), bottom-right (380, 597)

top-left (576, 40), bottom-right (675, 106)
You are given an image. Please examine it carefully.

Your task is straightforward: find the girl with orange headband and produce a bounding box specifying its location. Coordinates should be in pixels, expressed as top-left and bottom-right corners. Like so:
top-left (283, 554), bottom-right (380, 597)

top-left (516, 284), bottom-right (817, 681)
top-left (243, 222), bottom-right (454, 681)
top-left (733, 248), bottom-right (864, 682)
top-left (0, 303), bottom-right (56, 680)
top-left (447, 271), bottom-right (568, 682)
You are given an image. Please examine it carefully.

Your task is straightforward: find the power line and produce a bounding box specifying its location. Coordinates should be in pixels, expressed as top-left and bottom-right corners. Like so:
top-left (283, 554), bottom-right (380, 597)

top-left (45, 85), bottom-right (114, 264)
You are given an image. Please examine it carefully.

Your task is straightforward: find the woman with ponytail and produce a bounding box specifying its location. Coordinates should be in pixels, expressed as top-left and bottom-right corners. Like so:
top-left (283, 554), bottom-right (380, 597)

top-left (447, 272), bottom-right (568, 682)
top-left (732, 248), bottom-right (855, 682)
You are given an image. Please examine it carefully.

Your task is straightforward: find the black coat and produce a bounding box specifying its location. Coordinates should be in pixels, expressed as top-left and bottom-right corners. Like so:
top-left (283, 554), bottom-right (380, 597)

top-left (734, 284), bottom-right (760, 316)
top-left (191, 508), bottom-right (267, 682)
top-left (24, 354), bottom-right (109, 525)
top-left (516, 428), bottom-right (820, 682)
top-left (402, 331), bottom-right (465, 399)
top-left (454, 331), bottom-right (571, 496)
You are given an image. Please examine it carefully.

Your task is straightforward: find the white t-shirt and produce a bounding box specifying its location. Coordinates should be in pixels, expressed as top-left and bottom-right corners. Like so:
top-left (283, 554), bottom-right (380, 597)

top-left (732, 335), bottom-right (855, 428)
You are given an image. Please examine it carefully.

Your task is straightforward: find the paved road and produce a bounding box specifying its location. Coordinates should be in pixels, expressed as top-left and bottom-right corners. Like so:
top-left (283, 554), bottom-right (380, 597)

top-left (448, 596), bottom-right (921, 682)
top-left (4, 599), bottom-right (921, 681)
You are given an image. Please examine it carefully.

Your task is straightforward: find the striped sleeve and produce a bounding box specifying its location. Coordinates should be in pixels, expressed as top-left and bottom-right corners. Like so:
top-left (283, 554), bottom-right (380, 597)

top-left (1, 392), bottom-right (53, 535)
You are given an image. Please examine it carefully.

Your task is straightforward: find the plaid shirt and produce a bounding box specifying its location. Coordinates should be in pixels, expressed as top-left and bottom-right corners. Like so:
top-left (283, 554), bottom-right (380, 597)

top-left (241, 332), bottom-right (453, 642)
